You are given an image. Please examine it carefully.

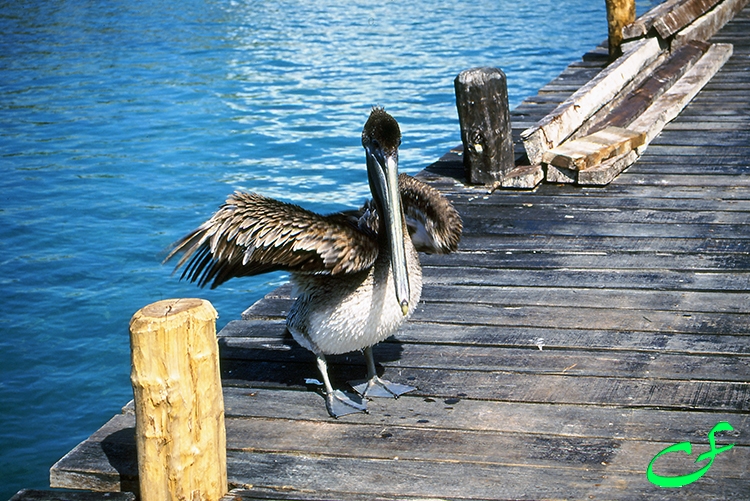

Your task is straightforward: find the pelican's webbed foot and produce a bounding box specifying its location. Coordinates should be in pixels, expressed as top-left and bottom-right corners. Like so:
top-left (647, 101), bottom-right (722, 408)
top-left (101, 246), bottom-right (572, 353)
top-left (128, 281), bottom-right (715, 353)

top-left (351, 376), bottom-right (416, 399)
top-left (315, 355), bottom-right (368, 418)
top-left (351, 346), bottom-right (417, 399)
top-left (326, 389), bottom-right (368, 418)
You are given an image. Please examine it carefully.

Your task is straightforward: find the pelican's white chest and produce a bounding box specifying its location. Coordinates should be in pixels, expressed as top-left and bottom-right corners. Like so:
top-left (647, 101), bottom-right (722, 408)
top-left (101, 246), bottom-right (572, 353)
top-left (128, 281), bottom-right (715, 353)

top-left (287, 238), bottom-right (422, 356)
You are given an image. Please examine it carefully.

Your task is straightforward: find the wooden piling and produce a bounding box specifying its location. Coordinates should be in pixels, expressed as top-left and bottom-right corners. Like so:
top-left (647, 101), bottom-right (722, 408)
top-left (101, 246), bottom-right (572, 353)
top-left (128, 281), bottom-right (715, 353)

top-left (129, 298), bottom-right (227, 501)
top-left (454, 67), bottom-right (514, 186)
top-left (606, 0), bottom-right (636, 59)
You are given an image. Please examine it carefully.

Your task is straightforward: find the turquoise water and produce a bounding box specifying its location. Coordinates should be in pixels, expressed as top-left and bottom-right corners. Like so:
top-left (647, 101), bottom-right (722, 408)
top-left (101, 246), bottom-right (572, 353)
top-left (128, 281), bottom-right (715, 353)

top-left (0, 0), bottom-right (657, 496)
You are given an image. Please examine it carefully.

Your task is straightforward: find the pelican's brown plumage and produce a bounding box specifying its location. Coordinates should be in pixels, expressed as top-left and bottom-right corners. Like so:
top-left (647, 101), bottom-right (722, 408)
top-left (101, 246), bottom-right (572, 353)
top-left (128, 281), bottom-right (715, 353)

top-left (167, 108), bottom-right (462, 417)
top-left (170, 193), bottom-right (381, 287)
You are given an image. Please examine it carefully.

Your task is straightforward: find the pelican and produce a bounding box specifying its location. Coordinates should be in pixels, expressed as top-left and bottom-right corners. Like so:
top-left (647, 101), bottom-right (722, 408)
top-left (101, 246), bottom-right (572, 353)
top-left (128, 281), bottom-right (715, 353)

top-left (166, 108), bottom-right (461, 417)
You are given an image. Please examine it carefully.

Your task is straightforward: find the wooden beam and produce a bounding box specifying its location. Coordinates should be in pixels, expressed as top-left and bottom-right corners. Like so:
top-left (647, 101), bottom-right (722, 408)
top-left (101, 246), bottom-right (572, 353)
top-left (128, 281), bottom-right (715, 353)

top-left (578, 149), bottom-right (640, 185)
top-left (542, 126), bottom-right (645, 171)
top-left (499, 164), bottom-right (544, 189)
top-left (595, 41), bottom-right (709, 129)
top-left (521, 37), bottom-right (662, 165)
top-left (630, 43), bottom-right (734, 153)
top-left (129, 299), bottom-right (227, 501)
top-left (570, 52), bottom-right (669, 139)
top-left (652, 0), bottom-right (723, 39)
top-left (622, 0), bottom-right (685, 39)
top-left (672, 0), bottom-right (750, 48)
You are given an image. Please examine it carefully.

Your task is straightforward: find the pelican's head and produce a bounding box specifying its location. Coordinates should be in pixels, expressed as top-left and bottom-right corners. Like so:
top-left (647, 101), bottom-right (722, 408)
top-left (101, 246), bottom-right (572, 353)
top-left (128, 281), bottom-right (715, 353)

top-left (362, 108), bottom-right (410, 316)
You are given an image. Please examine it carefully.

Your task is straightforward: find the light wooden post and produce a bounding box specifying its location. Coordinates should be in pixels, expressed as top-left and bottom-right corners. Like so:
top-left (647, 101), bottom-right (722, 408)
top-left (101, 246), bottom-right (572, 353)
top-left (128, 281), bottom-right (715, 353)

top-left (129, 298), bottom-right (227, 501)
top-left (606, 0), bottom-right (636, 60)
top-left (454, 67), bottom-right (515, 186)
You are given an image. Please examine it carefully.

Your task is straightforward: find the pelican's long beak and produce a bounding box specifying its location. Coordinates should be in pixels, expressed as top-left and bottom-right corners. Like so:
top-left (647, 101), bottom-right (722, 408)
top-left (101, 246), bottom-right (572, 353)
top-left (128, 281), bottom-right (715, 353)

top-left (366, 147), bottom-right (410, 316)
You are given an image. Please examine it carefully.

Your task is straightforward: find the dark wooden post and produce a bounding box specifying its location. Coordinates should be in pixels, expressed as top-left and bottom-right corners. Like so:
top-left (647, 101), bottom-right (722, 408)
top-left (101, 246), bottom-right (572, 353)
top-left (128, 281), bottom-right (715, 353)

top-left (606, 0), bottom-right (636, 60)
top-left (454, 67), bottom-right (514, 186)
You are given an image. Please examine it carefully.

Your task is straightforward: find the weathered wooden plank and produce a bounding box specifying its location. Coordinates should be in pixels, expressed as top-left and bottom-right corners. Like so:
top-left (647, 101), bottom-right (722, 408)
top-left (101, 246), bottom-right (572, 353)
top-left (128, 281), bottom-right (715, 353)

top-left (542, 127), bottom-right (645, 170)
top-left (432, 250), bottom-right (750, 274)
top-left (546, 149), bottom-right (640, 185)
top-left (47, 385), bottom-right (750, 497)
top-left (611, 172), bottom-right (750, 186)
top-left (221, 337), bottom-right (750, 383)
top-left (653, 0), bottom-right (723, 39)
top-left (224, 449), bottom-right (750, 501)
top-left (219, 361), bottom-right (750, 413)
top-left (50, 414), bottom-right (138, 493)
top-left (631, 43), bottom-right (734, 153)
top-left (455, 234), bottom-right (750, 254)
top-left (521, 37), bottom-right (663, 164)
top-left (86, 392), bottom-right (750, 457)
top-left (568, 55), bottom-right (668, 140)
top-left (423, 266), bottom-right (750, 292)
top-left (646, 119), bottom-right (750, 130)
top-left (637, 128), bottom-right (750, 147)
top-left (596, 41), bottom-right (709, 130)
top-left (448, 188), bottom-right (750, 209)
top-left (223, 357), bottom-right (750, 416)
top-left (222, 418), bottom-right (748, 480)
top-left (459, 218), bottom-right (748, 240)
top-left (415, 303), bottom-right (750, 337)
top-left (424, 251), bottom-right (750, 274)
top-left (478, 195), bottom-right (750, 212)
top-left (581, 149), bottom-right (640, 185)
top-left (453, 203), bottom-right (750, 225)
top-left (629, 161), bottom-right (750, 175)
top-left (222, 318), bottom-right (750, 358)
top-left (241, 287), bottom-right (750, 330)
top-left (401, 323), bottom-right (750, 356)
top-left (323, 367), bottom-right (750, 411)
top-left (220, 387), bottom-right (750, 444)
top-left (623, 0), bottom-right (686, 39)
top-left (632, 144), bottom-right (750, 158)
top-left (672, 0), bottom-right (750, 47)
top-left (499, 163), bottom-right (544, 189)
top-left (9, 490), bottom-right (136, 501)
top-left (223, 487), bottom-right (425, 501)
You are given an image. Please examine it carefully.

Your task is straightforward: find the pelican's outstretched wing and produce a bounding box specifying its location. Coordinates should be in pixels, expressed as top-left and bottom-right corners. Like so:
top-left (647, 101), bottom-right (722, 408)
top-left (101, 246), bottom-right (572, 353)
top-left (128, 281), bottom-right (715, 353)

top-left (166, 192), bottom-right (379, 288)
top-left (398, 174), bottom-right (462, 254)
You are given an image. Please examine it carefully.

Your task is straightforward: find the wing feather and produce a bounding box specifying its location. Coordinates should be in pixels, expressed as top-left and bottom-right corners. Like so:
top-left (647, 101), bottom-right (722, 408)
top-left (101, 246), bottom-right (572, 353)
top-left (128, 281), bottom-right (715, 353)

top-left (165, 192), bottom-right (379, 288)
top-left (399, 174), bottom-right (462, 254)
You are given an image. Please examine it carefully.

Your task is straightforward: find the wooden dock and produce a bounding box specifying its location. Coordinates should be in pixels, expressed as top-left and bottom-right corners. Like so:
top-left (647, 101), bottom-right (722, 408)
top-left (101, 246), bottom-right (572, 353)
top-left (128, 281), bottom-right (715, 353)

top-left (46, 4), bottom-right (749, 501)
